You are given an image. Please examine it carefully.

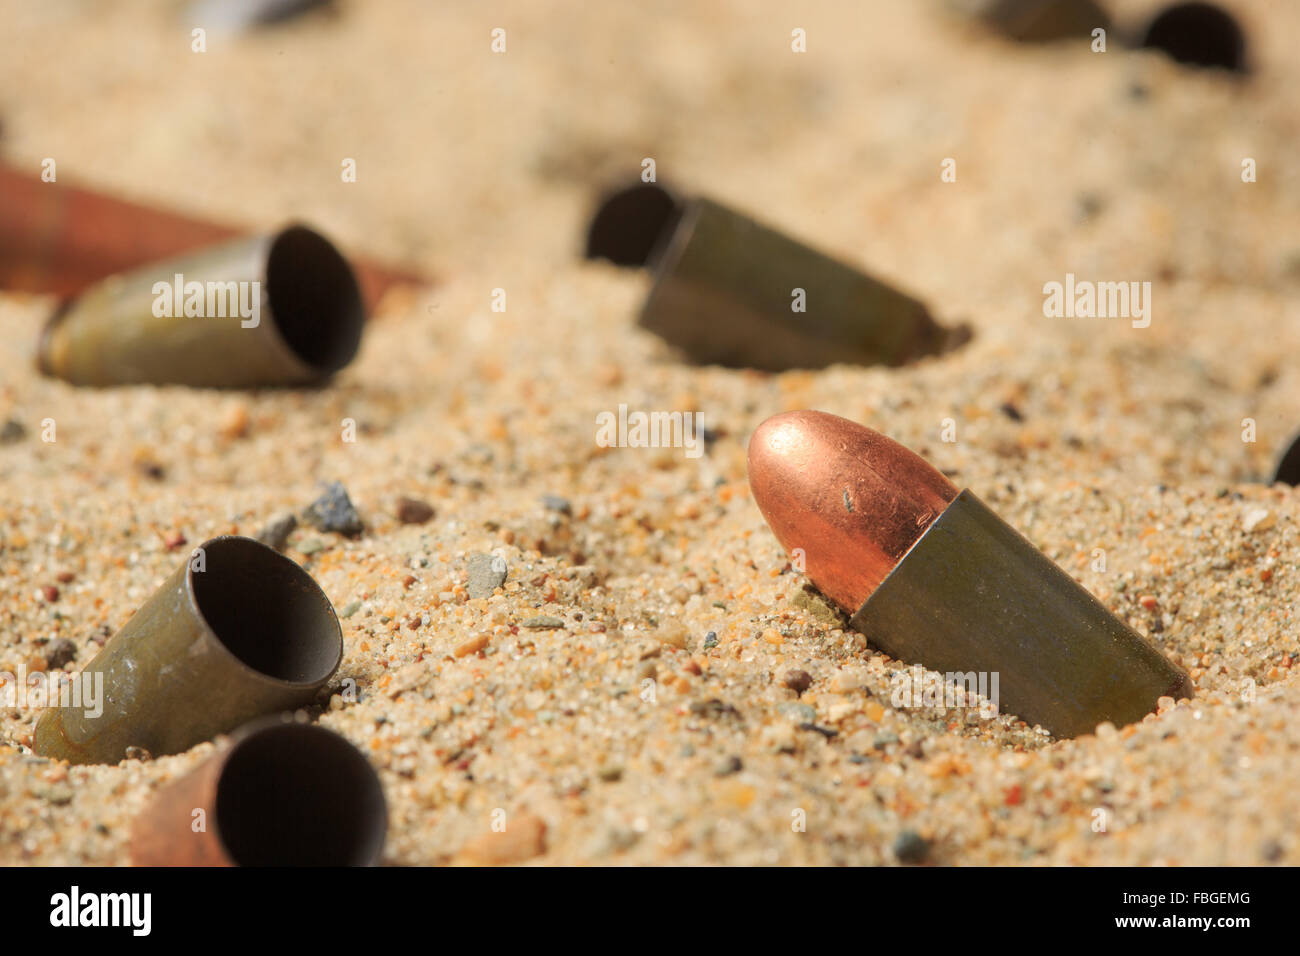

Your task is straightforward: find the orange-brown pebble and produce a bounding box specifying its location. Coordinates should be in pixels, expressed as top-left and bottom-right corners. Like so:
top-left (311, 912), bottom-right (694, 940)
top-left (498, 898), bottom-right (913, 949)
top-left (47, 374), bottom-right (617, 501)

top-left (455, 633), bottom-right (490, 657)
top-left (454, 813), bottom-right (547, 865)
top-left (218, 402), bottom-right (251, 440)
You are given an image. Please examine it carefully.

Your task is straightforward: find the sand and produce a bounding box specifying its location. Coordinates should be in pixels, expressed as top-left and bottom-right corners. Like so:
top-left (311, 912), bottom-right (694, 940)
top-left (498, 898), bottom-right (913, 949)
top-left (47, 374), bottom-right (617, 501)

top-left (1, 0), bottom-right (1298, 865)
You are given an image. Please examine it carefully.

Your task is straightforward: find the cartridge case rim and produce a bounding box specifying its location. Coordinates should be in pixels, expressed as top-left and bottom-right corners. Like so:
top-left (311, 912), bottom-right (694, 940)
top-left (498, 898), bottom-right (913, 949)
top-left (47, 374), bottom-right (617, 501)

top-left (184, 534), bottom-right (344, 690)
top-left (130, 719), bottom-right (387, 867)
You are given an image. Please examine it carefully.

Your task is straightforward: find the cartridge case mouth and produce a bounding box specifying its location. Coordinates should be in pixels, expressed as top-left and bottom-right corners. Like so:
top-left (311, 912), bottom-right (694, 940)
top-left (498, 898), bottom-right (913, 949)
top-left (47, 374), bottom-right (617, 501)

top-left (188, 536), bottom-right (343, 687)
top-left (1138, 2), bottom-right (1247, 73)
top-left (584, 183), bottom-right (683, 268)
top-left (129, 720), bottom-right (388, 866)
top-left (213, 722), bottom-right (387, 866)
top-left (264, 224), bottom-right (364, 374)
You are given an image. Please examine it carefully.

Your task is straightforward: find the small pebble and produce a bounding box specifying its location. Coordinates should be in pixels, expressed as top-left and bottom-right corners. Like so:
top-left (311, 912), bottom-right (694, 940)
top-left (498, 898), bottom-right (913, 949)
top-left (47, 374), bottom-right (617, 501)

top-left (520, 616), bottom-right (564, 629)
top-left (303, 481), bottom-right (364, 536)
top-left (0, 419), bottom-right (26, 444)
top-left (456, 813), bottom-right (547, 865)
top-left (255, 513), bottom-right (297, 552)
top-left (540, 494), bottom-right (572, 515)
top-left (656, 618), bottom-right (689, 649)
top-left (339, 600), bottom-right (361, 619)
top-left (778, 702), bottom-right (817, 724)
top-left (35, 783), bottom-right (74, 805)
top-left (454, 633), bottom-right (491, 657)
top-left (44, 638), bottom-right (77, 670)
top-left (466, 552), bottom-right (508, 598)
top-left (893, 829), bottom-right (931, 864)
top-left (1242, 507), bottom-right (1275, 533)
top-left (714, 756), bottom-right (743, 776)
top-left (218, 402), bottom-right (251, 440)
top-left (782, 669), bottom-right (813, 695)
top-left (396, 496), bottom-right (435, 525)
top-left (690, 699), bottom-right (741, 720)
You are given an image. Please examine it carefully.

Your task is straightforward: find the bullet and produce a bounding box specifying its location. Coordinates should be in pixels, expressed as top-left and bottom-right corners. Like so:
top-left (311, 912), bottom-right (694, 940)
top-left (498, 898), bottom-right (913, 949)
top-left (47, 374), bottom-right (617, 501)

top-left (748, 410), bottom-right (1192, 737)
top-left (37, 225), bottom-right (364, 388)
top-left (1137, 2), bottom-right (1247, 73)
top-left (0, 163), bottom-right (425, 309)
top-left (34, 536), bottom-right (343, 765)
top-left (130, 719), bottom-right (387, 866)
top-left (586, 184), bottom-right (968, 371)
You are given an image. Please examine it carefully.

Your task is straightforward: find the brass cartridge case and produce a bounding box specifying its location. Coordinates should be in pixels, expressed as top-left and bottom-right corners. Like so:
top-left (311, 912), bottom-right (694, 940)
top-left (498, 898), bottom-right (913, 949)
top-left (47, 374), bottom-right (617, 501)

top-left (37, 224), bottom-right (364, 388)
top-left (33, 536), bottom-right (343, 765)
top-left (848, 490), bottom-right (1193, 737)
top-left (587, 184), bottom-right (967, 371)
top-left (130, 719), bottom-right (387, 867)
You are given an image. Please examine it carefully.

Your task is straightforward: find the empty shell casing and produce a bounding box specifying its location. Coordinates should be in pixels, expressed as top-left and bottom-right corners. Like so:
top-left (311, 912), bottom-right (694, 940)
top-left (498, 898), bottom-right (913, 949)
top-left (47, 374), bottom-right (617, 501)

top-left (33, 536), bottom-right (343, 765)
top-left (1137, 2), bottom-right (1248, 73)
top-left (37, 224), bottom-right (364, 388)
top-left (1273, 430), bottom-right (1300, 486)
top-left (748, 411), bottom-right (1192, 737)
top-left (951, 0), bottom-right (1111, 42)
top-left (586, 184), bottom-right (967, 371)
top-left (130, 719), bottom-right (387, 867)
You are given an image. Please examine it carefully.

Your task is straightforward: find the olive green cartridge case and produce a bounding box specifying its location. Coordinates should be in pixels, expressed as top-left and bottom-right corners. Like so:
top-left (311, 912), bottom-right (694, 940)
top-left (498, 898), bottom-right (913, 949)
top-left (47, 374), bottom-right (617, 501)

top-left (849, 490), bottom-right (1193, 737)
top-left (33, 536), bottom-right (343, 765)
top-left (587, 185), bottom-right (967, 371)
top-left (37, 224), bottom-right (364, 388)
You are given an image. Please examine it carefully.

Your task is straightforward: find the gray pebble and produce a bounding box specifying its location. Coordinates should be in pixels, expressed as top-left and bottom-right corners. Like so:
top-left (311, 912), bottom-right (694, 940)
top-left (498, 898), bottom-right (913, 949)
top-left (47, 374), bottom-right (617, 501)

top-left (466, 552), bottom-right (508, 598)
top-left (303, 481), bottom-right (364, 536)
top-left (255, 513), bottom-right (297, 551)
top-left (0, 419), bottom-right (25, 444)
top-left (893, 829), bottom-right (931, 864)
top-left (540, 494), bottom-right (572, 515)
top-left (778, 702), bottom-right (817, 724)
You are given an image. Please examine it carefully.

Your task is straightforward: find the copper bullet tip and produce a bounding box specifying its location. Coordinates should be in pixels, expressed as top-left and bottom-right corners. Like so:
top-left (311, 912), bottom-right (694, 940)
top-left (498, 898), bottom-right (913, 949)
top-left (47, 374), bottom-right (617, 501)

top-left (747, 410), bottom-right (958, 611)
